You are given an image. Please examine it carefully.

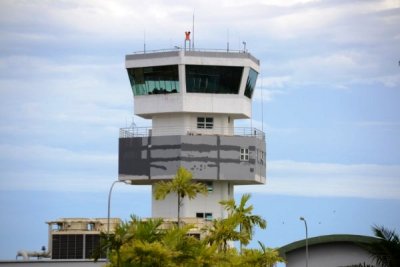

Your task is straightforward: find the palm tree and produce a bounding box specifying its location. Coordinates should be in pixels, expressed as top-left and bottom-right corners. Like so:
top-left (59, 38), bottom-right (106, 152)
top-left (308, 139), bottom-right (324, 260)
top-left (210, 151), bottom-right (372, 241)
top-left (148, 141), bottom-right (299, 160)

top-left (161, 224), bottom-right (203, 265)
top-left (154, 166), bottom-right (208, 227)
top-left (121, 240), bottom-right (175, 267)
top-left (94, 219), bottom-right (133, 267)
top-left (205, 218), bottom-right (247, 253)
top-left (132, 217), bottom-right (165, 243)
top-left (256, 241), bottom-right (285, 267)
top-left (363, 225), bottom-right (400, 267)
top-left (220, 193), bottom-right (267, 253)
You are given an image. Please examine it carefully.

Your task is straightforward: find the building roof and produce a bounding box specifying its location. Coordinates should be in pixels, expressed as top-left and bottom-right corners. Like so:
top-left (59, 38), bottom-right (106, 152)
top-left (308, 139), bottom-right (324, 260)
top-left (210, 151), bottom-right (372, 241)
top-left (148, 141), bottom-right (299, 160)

top-left (125, 49), bottom-right (260, 66)
top-left (279, 234), bottom-right (379, 259)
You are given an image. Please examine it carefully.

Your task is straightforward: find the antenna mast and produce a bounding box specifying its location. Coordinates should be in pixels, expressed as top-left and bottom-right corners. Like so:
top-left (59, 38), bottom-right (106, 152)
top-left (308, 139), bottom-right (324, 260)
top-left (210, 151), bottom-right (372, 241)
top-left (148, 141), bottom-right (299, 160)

top-left (227, 29), bottom-right (230, 51)
top-left (261, 73), bottom-right (264, 132)
top-left (143, 29), bottom-right (146, 53)
top-left (192, 9), bottom-right (195, 50)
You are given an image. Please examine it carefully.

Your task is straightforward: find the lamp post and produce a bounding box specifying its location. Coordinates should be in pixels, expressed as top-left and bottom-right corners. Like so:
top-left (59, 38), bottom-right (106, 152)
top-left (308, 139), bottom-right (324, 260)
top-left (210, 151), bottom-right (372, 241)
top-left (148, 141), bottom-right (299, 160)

top-left (300, 217), bottom-right (309, 267)
top-left (107, 180), bottom-right (133, 257)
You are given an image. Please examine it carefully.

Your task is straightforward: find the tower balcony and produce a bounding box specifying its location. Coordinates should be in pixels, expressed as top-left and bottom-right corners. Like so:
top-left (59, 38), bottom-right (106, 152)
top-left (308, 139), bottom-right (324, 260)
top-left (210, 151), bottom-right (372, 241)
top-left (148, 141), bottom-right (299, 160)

top-left (118, 126), bottom-right (266, 185)
top-left (119, 126), bottom-right (265, 140)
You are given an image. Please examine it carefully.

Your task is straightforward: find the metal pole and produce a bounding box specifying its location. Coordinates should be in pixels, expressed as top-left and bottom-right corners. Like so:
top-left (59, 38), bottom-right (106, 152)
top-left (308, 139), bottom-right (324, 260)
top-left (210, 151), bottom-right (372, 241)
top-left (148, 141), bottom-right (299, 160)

top-left (107, 180), bottom-right (132, 258)
top-left (300, 217), bottom-right (309, 267)
top-left (107, 181), bottom-right (121, 237)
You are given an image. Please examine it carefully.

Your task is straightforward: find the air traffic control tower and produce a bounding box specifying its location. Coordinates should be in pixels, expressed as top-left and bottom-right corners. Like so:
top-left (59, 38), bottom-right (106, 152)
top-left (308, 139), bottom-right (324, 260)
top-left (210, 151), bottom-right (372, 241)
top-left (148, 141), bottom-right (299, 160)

top-left (119, 39), bottom-right (266, 222)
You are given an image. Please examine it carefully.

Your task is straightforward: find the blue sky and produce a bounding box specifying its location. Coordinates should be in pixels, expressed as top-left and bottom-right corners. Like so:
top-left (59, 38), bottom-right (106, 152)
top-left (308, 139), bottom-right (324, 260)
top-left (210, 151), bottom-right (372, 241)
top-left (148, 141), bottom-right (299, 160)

top-left (0, 0), bottom-right (399, 260)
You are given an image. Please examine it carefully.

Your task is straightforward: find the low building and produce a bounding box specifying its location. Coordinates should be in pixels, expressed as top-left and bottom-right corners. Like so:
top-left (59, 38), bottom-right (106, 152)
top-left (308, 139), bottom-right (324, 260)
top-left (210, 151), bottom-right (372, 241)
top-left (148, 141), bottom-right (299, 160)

top-left (3, 216), bottom-right (213, 267)
top-left (279, 234), bottom-right (378, 267)
top-left (46, 218), bottom-right (120, 260)
top-left (0, 218), bottom-right (121, 267)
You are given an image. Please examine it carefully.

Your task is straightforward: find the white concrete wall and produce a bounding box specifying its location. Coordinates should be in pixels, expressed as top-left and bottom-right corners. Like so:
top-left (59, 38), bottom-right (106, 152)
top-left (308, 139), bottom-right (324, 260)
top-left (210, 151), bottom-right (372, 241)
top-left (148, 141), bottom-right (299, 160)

top-left (134, 93), bottom-right (252, 119)
top-left (152, 113), bottom-right (189, 136)
top-left (152, 181), bottom-right (233, 220)
top-left (152, 113), bottom-right (235, 136)
top-left (181, 93), bottom-right (252, 119)
top-left (286, 243), bottom-right (376, 267)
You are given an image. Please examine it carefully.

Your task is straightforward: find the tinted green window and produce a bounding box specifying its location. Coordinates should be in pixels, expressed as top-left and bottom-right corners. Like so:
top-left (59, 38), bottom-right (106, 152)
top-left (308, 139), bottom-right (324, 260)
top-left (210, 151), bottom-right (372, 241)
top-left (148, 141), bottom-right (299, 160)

top-left (244, 68), bottom-right (258, 98)
top-left (127, 65), bottom-right (179, 96)
top-left (186, 65), bottom-right (243, 94)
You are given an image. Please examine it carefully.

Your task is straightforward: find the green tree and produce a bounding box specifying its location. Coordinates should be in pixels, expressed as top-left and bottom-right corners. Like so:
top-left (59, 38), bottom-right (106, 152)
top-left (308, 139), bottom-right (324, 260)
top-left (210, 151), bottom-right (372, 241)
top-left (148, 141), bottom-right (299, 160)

top-left (162, 224), bottom-right (202, 266)
top-left (120, 240), bottom-right (174, 267)
top-left (205, 218), bottom-right (247, 253)
top-left (94, 219), bottom-right (134, 267)
top-left (189, 241), bottom-right (220, 267)
top-left (100, 214), bottom-right (283, 267)
top-left (220, 193), bottom-right (267, 253)
top-left (363, 225), bottom-right (400, 267)
top-left (131, 217), bottom-right (164, 243)
top-left (239, 241), bottom-right (284, 267)
top-left (154, 166), bottom-right (208, 227)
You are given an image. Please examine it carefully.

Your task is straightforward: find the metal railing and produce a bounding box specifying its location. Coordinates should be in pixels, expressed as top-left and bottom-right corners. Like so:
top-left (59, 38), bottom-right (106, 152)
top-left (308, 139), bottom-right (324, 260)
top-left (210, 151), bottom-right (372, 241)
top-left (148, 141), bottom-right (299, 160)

top-left (129, 47), bottom-right (245, 55)
top-left (119, 126), bottom-right (265, 140)
top-left (126, 48), bottom-right (260, 65)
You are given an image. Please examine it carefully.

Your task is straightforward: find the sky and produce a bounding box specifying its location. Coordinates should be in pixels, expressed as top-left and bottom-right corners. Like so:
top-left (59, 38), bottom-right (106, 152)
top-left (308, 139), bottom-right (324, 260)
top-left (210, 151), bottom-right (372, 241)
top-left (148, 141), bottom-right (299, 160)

top-left (0, 0), bottom-right (400, 261)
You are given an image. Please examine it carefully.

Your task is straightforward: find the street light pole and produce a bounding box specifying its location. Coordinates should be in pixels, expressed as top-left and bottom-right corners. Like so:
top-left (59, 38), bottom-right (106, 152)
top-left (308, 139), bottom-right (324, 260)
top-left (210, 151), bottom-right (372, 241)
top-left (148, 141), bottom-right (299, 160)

top-left (300, 217), bottom-right (309, 267)
top-left (107, 180), bottom-right (132, 257)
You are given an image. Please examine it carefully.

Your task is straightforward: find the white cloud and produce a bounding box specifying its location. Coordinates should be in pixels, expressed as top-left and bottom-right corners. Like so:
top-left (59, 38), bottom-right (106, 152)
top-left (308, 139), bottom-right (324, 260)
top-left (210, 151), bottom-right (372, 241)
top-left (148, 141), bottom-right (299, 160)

top-left (0, 170), bottom-right (151, 193)
top-left (258, 0), bottom-right (320, 7)
top-left (289, 52), bottom-right (368, 82)
top-left (261, 76), bottom-right (292, 89)
top-left (250, 76), bottom-right (290, 103)
top-left (237, 160), bottom-right (400, 200)
top-left (0, 143), bottom-right (142, 193)
top-left (0, 144), bottom-right (115, 166)
top-left (356, 121), bottom-right (400, 127)
top-left (263, 49), bottom-right (400, 90)
top-left (0, 55), bottom-right (133, 135)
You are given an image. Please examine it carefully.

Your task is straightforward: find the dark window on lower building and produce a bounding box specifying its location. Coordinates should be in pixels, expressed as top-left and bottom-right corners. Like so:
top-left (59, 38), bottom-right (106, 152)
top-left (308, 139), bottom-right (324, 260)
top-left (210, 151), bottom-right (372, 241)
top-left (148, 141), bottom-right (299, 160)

top-left (85, 234), bottom-right (104, 259)
top-left (196, 212), bottom-right (213, 221)
top-left (52, 234), bottom-right (83, 259)
top-left (52, 234), bottom-right (103, 259)
top-left (206, 181), bottom-right (213, 192)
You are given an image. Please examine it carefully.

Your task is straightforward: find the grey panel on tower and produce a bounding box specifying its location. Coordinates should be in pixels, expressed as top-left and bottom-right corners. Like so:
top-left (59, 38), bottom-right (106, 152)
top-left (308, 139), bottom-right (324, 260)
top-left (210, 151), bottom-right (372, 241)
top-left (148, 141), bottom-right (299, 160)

top-left (119, 135), bottom-right (266, 185)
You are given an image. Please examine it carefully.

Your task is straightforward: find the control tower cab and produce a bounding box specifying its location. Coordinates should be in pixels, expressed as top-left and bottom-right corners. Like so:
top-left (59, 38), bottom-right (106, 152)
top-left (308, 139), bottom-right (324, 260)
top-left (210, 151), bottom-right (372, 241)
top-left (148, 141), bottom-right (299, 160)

top-left (119, 48), bottom-right (266, 220)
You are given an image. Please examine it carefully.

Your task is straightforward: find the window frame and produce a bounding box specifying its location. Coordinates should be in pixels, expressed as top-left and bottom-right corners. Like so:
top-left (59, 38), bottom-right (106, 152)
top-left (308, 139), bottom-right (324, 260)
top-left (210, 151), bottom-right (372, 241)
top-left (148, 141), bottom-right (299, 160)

top-left (244, 68), bottom-right (258, 99)
top-left (197, 117), bottom-right (214, 129)
top-left (186, 65), bottom-right (243, 94)
top-left (205, 181), bottom-right (213, 192)
top-left (196, 212), bottom-right (213, 221)
top-left (240, 148), bottom-right (249, 161)
top-left (127, 65), bottom-right (180, 96)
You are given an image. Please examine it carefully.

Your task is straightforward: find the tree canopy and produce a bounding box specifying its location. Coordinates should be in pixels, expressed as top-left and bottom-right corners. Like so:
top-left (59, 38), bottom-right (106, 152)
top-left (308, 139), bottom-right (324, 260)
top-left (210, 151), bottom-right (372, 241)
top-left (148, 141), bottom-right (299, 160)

top-left (154, 166), bottom-right (208, 227)
top-left (97, 168), bottom-right (283, 266)
top-left (363, 225), bottom-right (400, 267)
